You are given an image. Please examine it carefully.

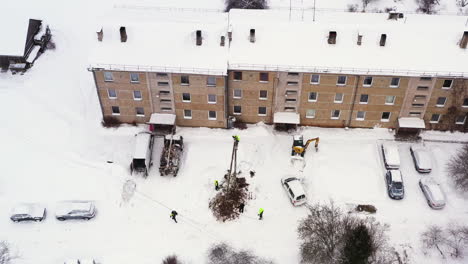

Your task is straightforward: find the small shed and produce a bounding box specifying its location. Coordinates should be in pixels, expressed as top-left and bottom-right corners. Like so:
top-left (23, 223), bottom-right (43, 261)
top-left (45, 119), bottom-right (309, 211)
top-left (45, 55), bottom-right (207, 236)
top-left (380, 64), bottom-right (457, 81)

top-left (273, 112), bottom-right (300, 130)
top-left (396, 117), bottom-right (426, 137)
top-left (148, 113), bottom-right (176, 136)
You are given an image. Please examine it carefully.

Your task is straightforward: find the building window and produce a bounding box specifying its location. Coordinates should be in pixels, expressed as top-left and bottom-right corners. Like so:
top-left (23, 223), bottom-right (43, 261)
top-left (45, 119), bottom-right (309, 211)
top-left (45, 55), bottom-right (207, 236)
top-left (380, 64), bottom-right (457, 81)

top-left (310, 74), bottom-right (320, 84)
top-left (455, 115), bottom-right (466, 125)
top-left (156, 73), bottom-right (168, 77)
top-left (158, 82), bottom-right (169, 86)
top-left (104, 72), bottom-right (113, 82)
top-left (233, 89), bottom-right (242, 99)
top-left (133, 90), bottom-right (142, 100)
top-left (161, 107), bottom-right (172, 111)
top-left (334, 93), bottom-right (344, 103)
top-left (286, 98), bottom-right (297, 103)
top-left (359, 94), bottom-right (369, 104)
top-left (260, 72), bottom-right (269, 82)
top-left (233, 71), bottom-right (242, 81)
top-left (183, 109), bottom-right (192, 119)
top-left (337, 76), bottom-right (347, 85)
top-left (390, 77), bottom-right (400, 87)
top-left (306, 109), bottom-right (316, 118)
top-left (208, 111), bottom-right (217, 120)
top-left (356, 111), bottom-right (366, 120)
top-left (284, 107), bottom-right (296, 111)
top-left (207, 76), bottom-right (216, 86)
top-left (288, 72), bottom-right (299, 76)
top-left (385, 96), bottom-right (396, 105)
top-left (442, 80), bottom-right (453, 89)
top-left (363, 76), bottom-right (373, 86)
top-left (414, 95), bottom-right (426, 100)
top-left (420, 77), bottom-right (432, 81)
top-left (409, 112), bottom-right (421, 117)
top-left (107, 89), bottom-right (117, 99)
top-left (308, 92), bottom-right (318, 102)
top-left (160, 99), bottom-right (171, 103)
top-left (331, 110), bottom-right (340, 119)
top-left (135, 107), bottom-right (144, 116)
top-left (182, 93), bottom-right (191, 102)
top-left (259, 90), bottom-right (268, 100)
top-left (130, 73), bottom-right (139, 83)
top-left (258, 107), bottom-right (267, 116)
top-left (181, 75), bottom-right (190, 85)
top-left (430, 114), bottom-right (441, 123)
top-left (208, 94), bottom-right (216, 104)
top-left (159, 90), bottom-right (170, 96)
top-left (436, 97), bottom-right (447, 107)
top-left (286, 90), bottom-right (297, 95)
top-left (417, 86), bottom-right (429, 91)
top-left (463, 98), bottom-right (468, 107)
top-left (287, 81), bottom-right (298, 86)
top-left (111, 106), bottom-right (120, 115)
top-left (381, 112), bottom-right (391, 122)
top-left (412, 103), bottom-right (425, 108)
top-left (233, 105), bottom-right (242, 115)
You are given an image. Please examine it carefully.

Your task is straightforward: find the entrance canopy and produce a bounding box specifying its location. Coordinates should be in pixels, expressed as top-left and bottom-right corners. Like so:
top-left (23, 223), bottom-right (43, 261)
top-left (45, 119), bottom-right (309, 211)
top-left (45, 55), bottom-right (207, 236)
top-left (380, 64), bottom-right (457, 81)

top-left (148, 113), bottom-right (176, 125)
top-left (398, 117), bottom-right (425, 129)
top-left (273, 112), bottom-right (300, 124)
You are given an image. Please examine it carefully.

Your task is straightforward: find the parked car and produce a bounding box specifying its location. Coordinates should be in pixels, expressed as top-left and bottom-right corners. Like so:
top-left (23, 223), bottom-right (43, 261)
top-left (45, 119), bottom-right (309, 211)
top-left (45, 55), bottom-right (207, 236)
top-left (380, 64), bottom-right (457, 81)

top-left (410, 146), bottom-right (432, 173)
top-left (385, 170), bottom-right (404, 200)
top-left (64, 260), bottom-right (96, 264)
top-left (381, 143), bottom-right (400, 170)
top-left (281, 177), bottom-right (307, 206)
top-left (419, 178), bottom-right (446, 209)
top-left (10, 203), bottom-right (46, 222)
top-left (56, 201), bottom-right (96, 221)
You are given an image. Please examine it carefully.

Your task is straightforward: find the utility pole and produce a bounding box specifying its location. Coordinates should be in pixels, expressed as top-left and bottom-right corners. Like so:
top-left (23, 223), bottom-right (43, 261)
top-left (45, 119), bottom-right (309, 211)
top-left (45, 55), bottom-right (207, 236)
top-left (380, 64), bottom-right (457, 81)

top-left (226, 136), bottom-right (239, 191)
top-left (313, 0), bottom-right (316, 22)
top-left (289, 0), bottom-right (292, 21)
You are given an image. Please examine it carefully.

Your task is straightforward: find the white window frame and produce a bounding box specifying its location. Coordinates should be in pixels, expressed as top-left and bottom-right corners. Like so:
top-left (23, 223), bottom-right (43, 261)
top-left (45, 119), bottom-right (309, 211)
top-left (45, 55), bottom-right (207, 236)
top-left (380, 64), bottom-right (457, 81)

top-left (310, 74), bottom-right (320, 84)
top-left (135, 107), bottom-right (145, 117)
top-left (207, 76), bottom-right (216, 87)
top-left (233, 71), bottom-right (242, 81)
top-left (161, 107), bottom-right (172, 112)
top-left (104, 72), bottom-right (113, 82)
top-left (463, 98), bottom-right (468, 108)
top-left (233, 105), bottom-right (242, 115)
top-left (258, 107), bottom-right (267, 116)
top-left (430, 114), bottom-right (441, 123)
top-left (359, 94), bottom-right (369, 104)
top-left (130, 73), bottom-right (140, 83)
top-left (182, 93), bottom-right (191, 102)
top-left (455, 116), bottom-right (466, 125)
top-left (334, 93), bottom-right (344, 103)
top-left (207, 94), bottom-right (217, 104)
top-left (381, 112), bottom-right (391, 122)
top-left (158, 81), bottom-right (169, 86)
top-left (385, 96), bottom-right (396, 105)
top-left (183, 109), bottom-right (192, 119)
top-left (390, 77), bottom-right (400, 88)
top-left (259, 90), bottom-right (268, 100)
top-left (442, 79), bottom-right (453, 89)
top-left (107, 89), bottom-right (117, 99)
top-left (436, 97), bottom-right (447, 107)
top-left (331, 110), bottom-right (340, 119)
top-left (287, 81), bottom-right (299, 86)
top-left (259, 72), bottom-right (269, 83)
top-left (363, 76), bottom-right (373, 87)
top-left (133, 90), bottom-right (142, 101)
top-left (208, 110), bottom-right (217, 120)
top-left (181, 75), bottom-right (190, 86)
top-left (308, 92), bottom-right (318, 102)
top-left (111, 106), bottom-right (120, 116)
top-left (233, 89), bottom-right (242, 99)
top-left (306, 109), bottom-right (316, 119)
top-left (356, 111), bottom-right (366, 121)
top-left (409, 112), bottom-right (421, 117)
top-left (337, 76), bottom-right (347, 86)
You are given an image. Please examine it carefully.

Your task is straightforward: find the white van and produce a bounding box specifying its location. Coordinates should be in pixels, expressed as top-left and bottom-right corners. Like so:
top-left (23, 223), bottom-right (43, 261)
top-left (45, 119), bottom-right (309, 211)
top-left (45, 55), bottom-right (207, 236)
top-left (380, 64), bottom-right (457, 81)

top-left (381, 143), bottom-right (400, 170)
top-left (130, 132), bottom-right (154, 177)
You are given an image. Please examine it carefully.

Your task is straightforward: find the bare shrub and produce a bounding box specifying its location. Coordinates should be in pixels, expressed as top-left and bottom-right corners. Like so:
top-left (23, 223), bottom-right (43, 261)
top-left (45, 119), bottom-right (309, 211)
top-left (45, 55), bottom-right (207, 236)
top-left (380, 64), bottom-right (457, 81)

top-left (162, 255), bottom-right (180, 264)
top-left (457, 0), bottom-right (468, 7)
top-left (225, 0), bottom-right (268, 12)
top-left (421, 224), bottom-right (468, 259)
top-left (447, 144), bottom-right (468, 191)
top-left (101, 116), bottom-right (122, 128)
top-left (0, 242), bottom-right (15, 264)
top-left (417, 0), bottom-right (439, 14)
top-left (207, 242), bottom-right (274, 264)
top-left (233, 120), bottom-right (248, 130)
top-left (362, 0), bottom-right (378, 11)
top-left (209, 185), bottom-right (247, 222)
top-left (347, 4), bottom-right (358, 12)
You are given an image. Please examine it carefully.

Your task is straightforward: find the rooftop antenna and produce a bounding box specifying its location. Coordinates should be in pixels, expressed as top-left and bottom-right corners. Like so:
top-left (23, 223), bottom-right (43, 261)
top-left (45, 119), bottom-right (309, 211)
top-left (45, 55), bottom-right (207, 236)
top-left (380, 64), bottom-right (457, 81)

top-left (301, 0), bottom-right (304, 21)
top-left (313, 0), bottom-right (317, 22)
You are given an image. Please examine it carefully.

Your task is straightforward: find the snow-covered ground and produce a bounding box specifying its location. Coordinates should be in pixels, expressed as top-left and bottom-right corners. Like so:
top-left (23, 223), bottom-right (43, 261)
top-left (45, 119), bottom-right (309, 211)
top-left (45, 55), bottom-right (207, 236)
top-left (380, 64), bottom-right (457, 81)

top-left (1, 0), bottom-right (468, 264)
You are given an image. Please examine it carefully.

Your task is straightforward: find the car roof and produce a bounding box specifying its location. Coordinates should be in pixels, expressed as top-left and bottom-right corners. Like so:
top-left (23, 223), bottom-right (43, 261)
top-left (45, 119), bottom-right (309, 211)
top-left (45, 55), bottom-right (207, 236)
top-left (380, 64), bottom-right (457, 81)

top-left (382, 143), bottom-right (400, 165)
top-left (56, 201), bottom-right (93, 214)
top-left (284, 177), bottom-right (306, 196)
top-left (412, 147), bottom-right (432, 168)
top-left (421, 178), bottom-right (445, 202)
top-left (389, 170), bottom-right (402, 182)
top-left (11, 203), bottom-right (44, 215)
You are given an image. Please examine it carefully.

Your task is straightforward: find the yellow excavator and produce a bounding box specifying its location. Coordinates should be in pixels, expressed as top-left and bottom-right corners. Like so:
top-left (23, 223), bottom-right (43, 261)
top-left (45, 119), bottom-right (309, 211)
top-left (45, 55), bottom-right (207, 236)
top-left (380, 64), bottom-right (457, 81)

top-left (291, 135), bottom-right (319, 170)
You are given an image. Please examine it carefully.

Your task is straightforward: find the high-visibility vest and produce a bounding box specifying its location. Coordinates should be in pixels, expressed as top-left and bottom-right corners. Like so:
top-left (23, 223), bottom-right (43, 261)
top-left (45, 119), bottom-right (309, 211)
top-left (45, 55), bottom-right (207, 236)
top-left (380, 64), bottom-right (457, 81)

top-left (259, 208), bottom-right (264, 214)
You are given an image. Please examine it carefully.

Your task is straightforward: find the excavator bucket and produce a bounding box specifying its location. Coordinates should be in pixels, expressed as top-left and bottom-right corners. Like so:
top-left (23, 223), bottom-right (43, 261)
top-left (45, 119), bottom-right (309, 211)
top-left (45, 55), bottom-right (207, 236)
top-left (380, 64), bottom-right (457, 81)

top-left (290, 155), bottom-right (306, 172)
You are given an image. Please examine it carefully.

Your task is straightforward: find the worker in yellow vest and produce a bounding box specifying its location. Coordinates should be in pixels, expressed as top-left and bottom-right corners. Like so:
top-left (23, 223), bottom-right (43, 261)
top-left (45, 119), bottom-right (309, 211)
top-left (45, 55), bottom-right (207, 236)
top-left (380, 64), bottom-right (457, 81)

top-left (258, 208), bottom-right (264, 220)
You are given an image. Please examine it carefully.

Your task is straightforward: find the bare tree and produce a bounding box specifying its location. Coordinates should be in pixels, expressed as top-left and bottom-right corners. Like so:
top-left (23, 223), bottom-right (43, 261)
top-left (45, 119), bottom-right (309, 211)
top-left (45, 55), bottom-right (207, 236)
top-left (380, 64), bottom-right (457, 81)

top-left (445, 225), bottom-right (468, 258)
top-left (362, 0), bottom-right (378, 11)
top-left (225, 0), bottom-right (268, 12)
top-left (447, 144), bottom-right (468, 191)
top-left (0, 242), bottom-right (15, 264)
top-left (207, 242), bottom-right (274, 264)
top-left (457, 0), bottom-right (468, 7)
top-left (421, 224), bottom-right (468, 259)
top-left (421, 225), bottom-right (446, 257)
top-left (417, 0), bottom-right (440, 14)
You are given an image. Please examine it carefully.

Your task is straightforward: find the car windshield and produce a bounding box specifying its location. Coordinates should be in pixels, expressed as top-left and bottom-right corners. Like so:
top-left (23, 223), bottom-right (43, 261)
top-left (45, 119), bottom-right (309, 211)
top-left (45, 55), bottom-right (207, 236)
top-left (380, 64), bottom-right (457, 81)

top-left (393, 182), bottom-right (403, 189)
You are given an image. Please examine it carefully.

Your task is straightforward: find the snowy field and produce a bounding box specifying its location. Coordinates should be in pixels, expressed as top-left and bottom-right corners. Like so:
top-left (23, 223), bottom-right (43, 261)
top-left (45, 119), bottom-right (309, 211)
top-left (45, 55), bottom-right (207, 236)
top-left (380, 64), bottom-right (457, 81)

top-left (1, 0), bottom-right (468, 263)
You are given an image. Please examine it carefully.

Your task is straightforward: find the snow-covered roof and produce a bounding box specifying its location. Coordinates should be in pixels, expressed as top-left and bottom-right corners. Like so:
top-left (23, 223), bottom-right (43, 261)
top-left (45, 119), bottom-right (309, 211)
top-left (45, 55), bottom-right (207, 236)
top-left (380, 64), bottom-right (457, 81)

top-left (90, 9), bottom-right (229, 76)
top-left (382, 143), bottom-right (400, 166)
top-left (56, 201), bottom-right (93, 215)
top-left (134, 132), bottom-right (152, 159)
top-left (148, 113), bottom-right (176, 125)
top-left (390, 170), bottom-right (402, 182)
top-left (398, 118), bottom-right (426, 129)
top-left (228, 9), bottom-right (468, 77)
top-left (0, 16), bottom-right (31, 56)
top-left (274, 112), bottom-right (300, 124)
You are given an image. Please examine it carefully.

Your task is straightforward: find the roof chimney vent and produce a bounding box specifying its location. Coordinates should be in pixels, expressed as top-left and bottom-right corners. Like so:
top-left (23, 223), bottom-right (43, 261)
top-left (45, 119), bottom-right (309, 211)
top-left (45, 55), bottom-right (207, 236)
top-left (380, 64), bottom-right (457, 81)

top-left (196, 30), bottom-right (202, 46)
top-left (220, 36), bottom-right (225, 46)
top-left (328, 31), bottom-right (337, 44)
top-left (97, 28), bottom-right (103, 42)
top-left (357, 34), bottom-right (363, 46)
top-left (460, 31), bottom-right (468, 49)
top-left (250, 29), bottom-right (256, 43)
top-left (380, 34), bottom-right (387, 47)
top-left (119, 26), bottom-right (127, 42)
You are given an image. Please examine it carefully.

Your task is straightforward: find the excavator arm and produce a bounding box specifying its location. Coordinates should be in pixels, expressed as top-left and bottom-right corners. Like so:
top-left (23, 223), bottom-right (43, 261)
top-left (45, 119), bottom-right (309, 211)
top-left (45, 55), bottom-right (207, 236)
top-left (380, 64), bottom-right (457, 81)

top-left (304, 137), bottom-right (319, 151)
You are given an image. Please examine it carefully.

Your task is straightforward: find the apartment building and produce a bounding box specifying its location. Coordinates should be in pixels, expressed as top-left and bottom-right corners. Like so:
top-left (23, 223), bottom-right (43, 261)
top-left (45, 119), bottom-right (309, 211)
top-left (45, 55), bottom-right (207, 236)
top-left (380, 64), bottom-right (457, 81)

top-left (90, 8), bottom-right (468, 132)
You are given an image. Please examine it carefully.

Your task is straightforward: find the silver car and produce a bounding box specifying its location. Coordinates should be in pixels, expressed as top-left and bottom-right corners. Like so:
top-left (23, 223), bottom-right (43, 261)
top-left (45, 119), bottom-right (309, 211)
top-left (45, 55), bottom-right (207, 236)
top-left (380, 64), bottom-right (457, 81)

top-left (56, 201), bottom-right (96, 221)
top-left (419, 178), bottom-right (446, 209)
top-left (410, 146), bottom-right (432, 173)
top-left (10, 203), bottom-right (46, 222)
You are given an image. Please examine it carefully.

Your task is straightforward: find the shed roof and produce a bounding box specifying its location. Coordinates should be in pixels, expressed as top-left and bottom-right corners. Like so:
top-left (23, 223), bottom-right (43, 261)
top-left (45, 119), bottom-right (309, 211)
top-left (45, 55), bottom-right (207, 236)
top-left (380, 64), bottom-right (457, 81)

top-left (148, 113), bottom-right (176, 125)
top-left (398, 117), bottom-right (426, 129)
top-left (133, 133), bottom-right (152, 159)
top-left (0, 17), bottom-right (31, 56)
top-left (274, 112), bottom-right (300, 124)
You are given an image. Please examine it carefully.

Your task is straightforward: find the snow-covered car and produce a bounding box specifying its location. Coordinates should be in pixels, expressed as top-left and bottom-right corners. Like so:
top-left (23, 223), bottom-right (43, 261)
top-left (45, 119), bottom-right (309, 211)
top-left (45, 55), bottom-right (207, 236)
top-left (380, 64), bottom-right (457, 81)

top-left (64, 259), bottom-right (96, 264)
top-left (56, 201), bottom-right (96, 221)
top-left (10, 203), bottom-right (46, 222)
top-left (419, 178), bottom-right (446, 209)
top-left (381, 143), bottom-right (400, 170)
top-left (410, 146), bottom-right (432, 173)
top-left (281, 177), bottom-right (307, 206)
top-left (385, 170), bottom-right (404, 200)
